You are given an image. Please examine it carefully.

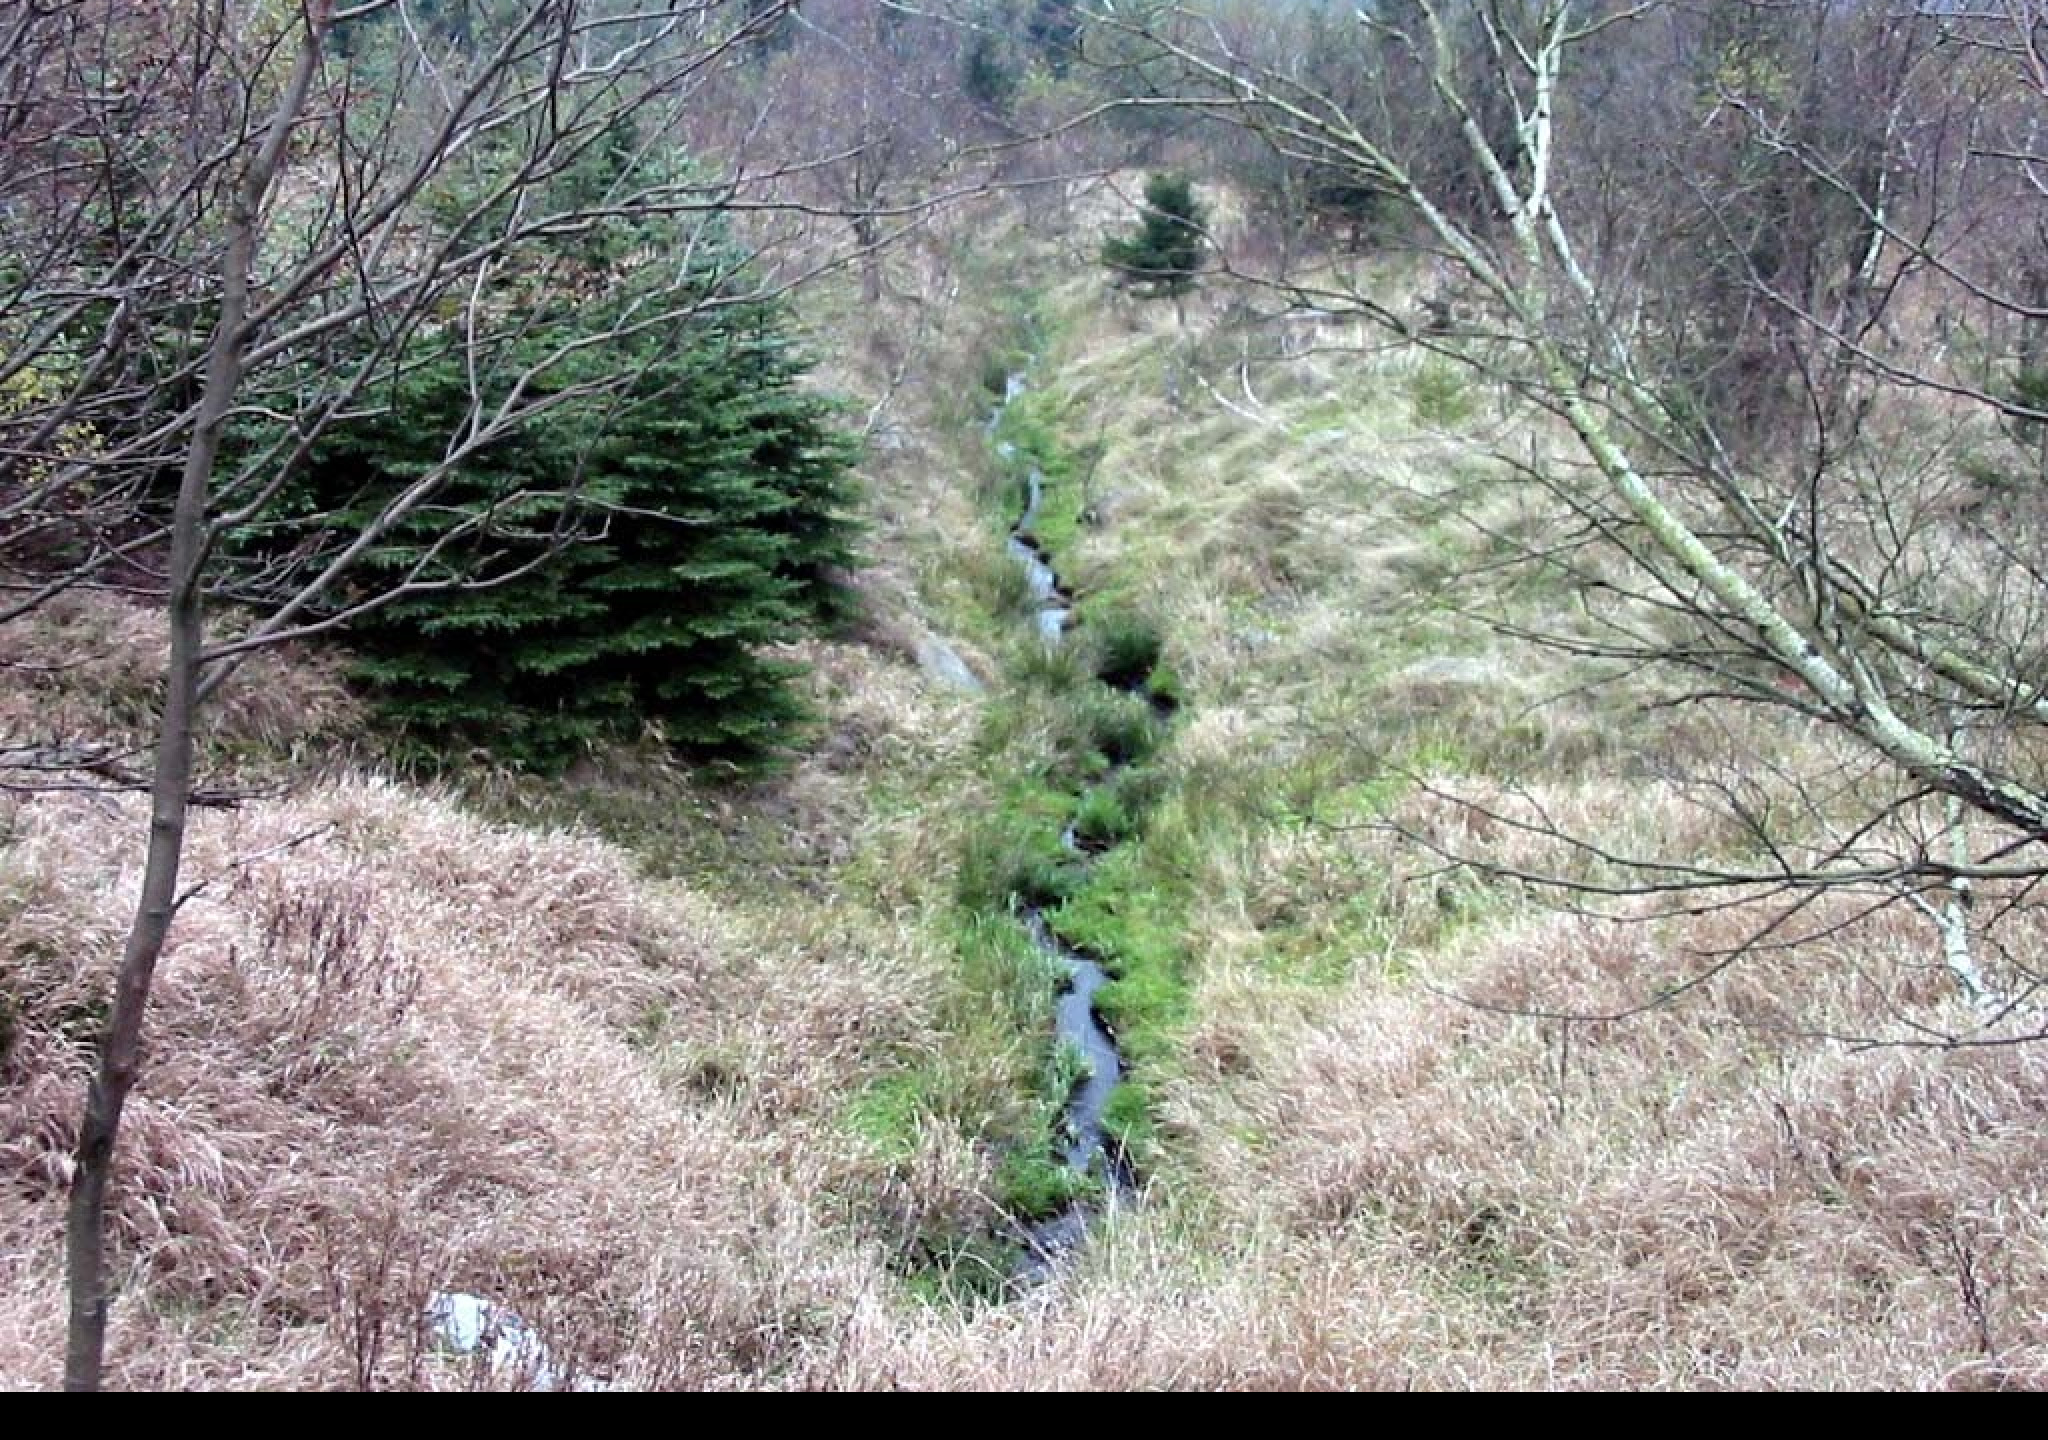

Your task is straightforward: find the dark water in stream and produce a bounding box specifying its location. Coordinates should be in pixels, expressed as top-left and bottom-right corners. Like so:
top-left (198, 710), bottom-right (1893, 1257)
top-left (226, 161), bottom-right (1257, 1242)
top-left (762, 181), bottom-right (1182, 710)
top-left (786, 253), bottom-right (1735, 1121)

top-left (992, 373), bottom-right (1140, 1282)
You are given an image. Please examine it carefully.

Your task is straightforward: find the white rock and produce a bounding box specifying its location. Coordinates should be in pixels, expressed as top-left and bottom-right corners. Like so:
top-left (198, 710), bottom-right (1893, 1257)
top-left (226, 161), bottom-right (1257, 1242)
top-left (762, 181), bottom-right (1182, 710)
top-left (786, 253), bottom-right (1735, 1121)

top-left (425, 1291), bottom-right (559, 1391)
top-left (916, 636), bottom-right (986, 694)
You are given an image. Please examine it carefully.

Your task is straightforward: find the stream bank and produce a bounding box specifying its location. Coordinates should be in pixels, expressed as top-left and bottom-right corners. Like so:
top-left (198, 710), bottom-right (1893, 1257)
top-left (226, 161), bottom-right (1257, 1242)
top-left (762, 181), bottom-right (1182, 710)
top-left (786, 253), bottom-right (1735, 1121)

top-left (982, 360), bottom-right (1182, 1282)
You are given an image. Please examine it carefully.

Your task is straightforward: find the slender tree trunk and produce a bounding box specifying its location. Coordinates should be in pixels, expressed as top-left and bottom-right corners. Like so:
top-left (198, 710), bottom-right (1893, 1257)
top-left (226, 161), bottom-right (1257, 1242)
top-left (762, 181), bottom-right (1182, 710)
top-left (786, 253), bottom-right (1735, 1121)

top-left (62, 439), bottom-right (207, 1394)
top-left (62, 11), bottom-right (326, 1389)
top-left (853, 212), bottom-right (883, 304)
top-left (2020, 257), bottom-right (2048, 481)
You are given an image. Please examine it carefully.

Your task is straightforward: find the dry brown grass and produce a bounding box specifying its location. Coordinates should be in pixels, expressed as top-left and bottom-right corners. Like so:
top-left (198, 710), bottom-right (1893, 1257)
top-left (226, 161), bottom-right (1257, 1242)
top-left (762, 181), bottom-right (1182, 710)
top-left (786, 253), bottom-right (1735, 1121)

top-left (0, 590), bottom-right (989, 1388)
top-left (0, 531), bottom-right (1014, 1390)
top-left (0, 583), bottom-right (356, 760)
top-left (1206, 892), bottom-right (2048, 1389)
top-left (0, 772), bottom-right (962, 1388)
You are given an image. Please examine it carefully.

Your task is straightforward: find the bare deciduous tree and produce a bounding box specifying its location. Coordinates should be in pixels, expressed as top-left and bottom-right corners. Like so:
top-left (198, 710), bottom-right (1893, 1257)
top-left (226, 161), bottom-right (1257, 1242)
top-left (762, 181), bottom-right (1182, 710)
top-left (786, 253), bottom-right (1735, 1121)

top-left (1093, 0), bottom-right (2048, 1037)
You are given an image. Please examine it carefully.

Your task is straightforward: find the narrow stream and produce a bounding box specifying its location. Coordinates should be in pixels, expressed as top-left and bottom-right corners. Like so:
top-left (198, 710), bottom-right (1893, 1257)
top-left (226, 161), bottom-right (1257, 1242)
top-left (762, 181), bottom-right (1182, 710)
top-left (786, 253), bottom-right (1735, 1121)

top-left (1008, 470), bottom-right (1072, 646)
top-left (990, 371), bottom-right (1138, 1281)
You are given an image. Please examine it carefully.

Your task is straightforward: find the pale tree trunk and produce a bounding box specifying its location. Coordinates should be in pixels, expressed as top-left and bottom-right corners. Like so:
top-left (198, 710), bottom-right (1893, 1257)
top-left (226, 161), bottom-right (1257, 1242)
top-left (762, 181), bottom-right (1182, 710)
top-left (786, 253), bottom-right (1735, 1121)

top-left (63, 9), bottom-right (327, 1391)
top-left (854, 211), bottom-right (883, 304)
top-left (1398, 0), bottom-right (2048, 840)
top-left (1916, 734), bottom-right (2000, 1016)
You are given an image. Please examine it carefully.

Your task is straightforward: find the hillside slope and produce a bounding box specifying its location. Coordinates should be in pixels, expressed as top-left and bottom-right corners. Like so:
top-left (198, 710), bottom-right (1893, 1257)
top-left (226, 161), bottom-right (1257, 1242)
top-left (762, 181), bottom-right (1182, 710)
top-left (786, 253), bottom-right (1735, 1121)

top-left (4, 189), bottom-right (2046, 1389)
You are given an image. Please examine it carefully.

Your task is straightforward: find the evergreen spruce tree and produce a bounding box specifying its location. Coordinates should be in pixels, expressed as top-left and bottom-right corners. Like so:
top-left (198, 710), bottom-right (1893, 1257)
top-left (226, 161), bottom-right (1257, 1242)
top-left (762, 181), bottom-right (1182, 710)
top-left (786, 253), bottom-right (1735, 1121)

top-left (1026, 0), bottom-right (1083, 75)
top-left (963, 31), bottom-right (1019, 112)
top-left (1101, 173), bottom-right (1207, 299)
top-left (228, 191), bottom-right (859, 771)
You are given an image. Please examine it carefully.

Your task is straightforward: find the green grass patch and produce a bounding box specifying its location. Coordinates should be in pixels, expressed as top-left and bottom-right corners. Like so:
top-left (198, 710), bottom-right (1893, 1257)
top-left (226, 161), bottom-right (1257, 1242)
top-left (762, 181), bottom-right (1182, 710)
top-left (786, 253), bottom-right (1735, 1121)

top-left (991, 389), bottom-right (1088, 556)
top-left (1070, 767), bottom-right (1166, 850)
top-left (954, 776), bottom-right (1084, 912)
top-left (1010, 630), bottom-right (1089, 693)
top-left (1142, 659), bottom-right (1186, 712)
top-left (1084, 607), bottom-right (1167, 693)
top-left (845, 1067), bottom-right (945, 1163)
top-left (946, 906), bottom-right (1066, 1038)
top-left (1071, 688), bottom-right (1166, 773)
top-left (997, 1144), bottom-right (1093, 1219)
top-left (1049, 841), bottom-right (1194, 1165)
top-left (1102, 1077), bottom-right (1160, 1156)
top-left (1287, 393), bottom-right (1361, 438)
top-left (900, 1233), bottom-right (1021, 1311)
top-left (1070, 785), bottom-right (1136, 850)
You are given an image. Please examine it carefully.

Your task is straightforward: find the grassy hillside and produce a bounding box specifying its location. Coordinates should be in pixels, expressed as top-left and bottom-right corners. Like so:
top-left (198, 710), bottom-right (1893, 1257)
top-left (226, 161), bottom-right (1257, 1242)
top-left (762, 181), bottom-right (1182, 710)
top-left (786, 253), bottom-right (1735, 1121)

top-left (3, 186), bottom-right (2045, 1389)
top-left (870, 225), bottom-right (2048, 1388)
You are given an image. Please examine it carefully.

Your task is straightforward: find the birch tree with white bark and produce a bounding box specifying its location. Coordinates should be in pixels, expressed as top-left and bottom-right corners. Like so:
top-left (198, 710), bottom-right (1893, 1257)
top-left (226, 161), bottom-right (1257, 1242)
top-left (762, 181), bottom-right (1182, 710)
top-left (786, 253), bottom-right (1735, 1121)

top-left (1095, 0), bottom-right (2048, 1034)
